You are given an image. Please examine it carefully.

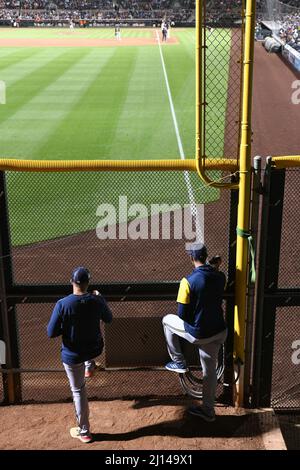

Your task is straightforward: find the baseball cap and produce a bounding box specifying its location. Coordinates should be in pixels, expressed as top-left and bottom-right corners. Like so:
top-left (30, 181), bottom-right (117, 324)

top-left (185, 242), bottom-right (208, 259)
top-left (71, 267), bottom-right (90, 285)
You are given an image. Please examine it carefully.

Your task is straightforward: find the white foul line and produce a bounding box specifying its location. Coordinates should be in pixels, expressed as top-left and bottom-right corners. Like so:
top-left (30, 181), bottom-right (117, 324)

top-left (155, 30), bottom-right (204, 242)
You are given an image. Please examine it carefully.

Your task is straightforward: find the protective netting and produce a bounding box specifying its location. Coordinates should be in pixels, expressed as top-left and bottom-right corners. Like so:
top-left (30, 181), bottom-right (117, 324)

top-left (3, 170), bottom-right (232, 285)
top-left (278, 169), bottom-right (300, 288)
top-left (0, 375), bottom-right (3, 404)
top-left (19, 370), bottom-right (225, 403)
top-left (259, 0), bottom-right (300, 34)
top-left (16, 301), bottom-right (174, 371)
top-left (269, 169), bottom-right (300, 409)
top-left (276, 413), bottom-right (300, 449)
top-left (271, 307), bottom-right (300, 409)
top-left (14, 301), bottom-right (226, 402)
top-left (204, 13), bottom-right (243, 162)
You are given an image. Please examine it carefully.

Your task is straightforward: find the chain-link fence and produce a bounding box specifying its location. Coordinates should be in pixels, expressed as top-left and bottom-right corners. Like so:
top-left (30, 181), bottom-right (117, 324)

top-left (0, 375), bottom-right (3, 404)
top-left (0, 1), bottom-right (245, 403)
top-left (201, 0), bottom-right (243, 182)
top-left (272, 307), bottom-right (300, 409)
top-left (0, 166), bottom-right (236, 403)
top-left (3, 170), bottom-right (233, 285)
top-left (270, 169), bottom-right (300, 408)
top-left (13, 300), bottom-right (227, 403)
top-left (204, 26), bottom-right (242, 162)
top-left (253, 166), bottom-right (300, 409)
top-left (278, 169), bottom-right (300, 289)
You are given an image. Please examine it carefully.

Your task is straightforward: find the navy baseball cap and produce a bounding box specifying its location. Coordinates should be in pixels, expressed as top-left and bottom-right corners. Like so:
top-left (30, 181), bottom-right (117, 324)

top-left (185, 242), bottom-right (208, 259)
top-left (71, 267), bottom-right (90, 285)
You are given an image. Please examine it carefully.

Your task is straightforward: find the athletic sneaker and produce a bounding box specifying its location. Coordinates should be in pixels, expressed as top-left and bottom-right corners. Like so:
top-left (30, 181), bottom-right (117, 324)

top-left (70, 427), bottom-right (93, 443)
top-left (188, 406), bottom-right (216, 422)
top-left (85, 360), bottom-right (96, 378)
top-left (165, 361), bottom-right (188, 373)
top-left (84, 368), bottom-right (95, 379)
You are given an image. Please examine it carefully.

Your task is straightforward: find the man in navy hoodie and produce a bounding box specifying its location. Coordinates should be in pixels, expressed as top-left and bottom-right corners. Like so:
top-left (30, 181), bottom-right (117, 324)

top-left (47, 267), bottom-right (112, 443)
top-left (162, 243), bottom-right (227, 422)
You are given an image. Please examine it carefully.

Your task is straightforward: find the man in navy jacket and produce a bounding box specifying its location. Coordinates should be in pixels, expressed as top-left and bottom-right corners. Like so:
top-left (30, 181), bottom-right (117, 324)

top-left (47, 267), bottom-right (112, 443)
top-left (162, 243), bottom-right (227, 422)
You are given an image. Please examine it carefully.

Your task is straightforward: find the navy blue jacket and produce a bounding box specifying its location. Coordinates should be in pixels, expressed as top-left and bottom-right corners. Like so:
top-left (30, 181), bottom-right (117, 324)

top-left (177, 265), bottom-right (226, 339)
top-left (47, 293), bottom-right (112, 365)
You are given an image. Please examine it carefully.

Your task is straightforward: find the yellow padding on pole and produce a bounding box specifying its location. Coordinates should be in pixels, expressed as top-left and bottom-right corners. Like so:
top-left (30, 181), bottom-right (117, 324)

top-left (0, 158), bottom-right (237, 173)
top-left (272, 156), bottom-right (300, 168)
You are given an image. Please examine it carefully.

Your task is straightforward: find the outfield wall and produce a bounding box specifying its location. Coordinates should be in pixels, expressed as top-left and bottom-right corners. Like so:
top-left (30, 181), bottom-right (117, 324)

top-left (0, 19), bottom-right (243, 29)
top-left (0, 19), bottom-right (195, 28)
top-left (281, 43), bottom-right (300, 72)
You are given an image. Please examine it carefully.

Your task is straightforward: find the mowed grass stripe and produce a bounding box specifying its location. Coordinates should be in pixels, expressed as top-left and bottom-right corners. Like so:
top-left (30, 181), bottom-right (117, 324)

top-left (103, 45), bottom-right (199, 211)
top-left (0, 48), bottom-right (69, 88)
top-left (0, 48), bottom-right (90, 149)
top-left (36, 47), bottom-right (138, 160)
top-left (0, 47), bottom-right (42, 67)
top-left (1, 48), bottom-right (116, 157)
top-left (173, 29), bottom-right (195, 62)
top-left (162, 30), bottom-right (195, 158)
top-left (156, 30), bottom-right (219, 204)
top-left (107, 46), bottom-right (178, 161)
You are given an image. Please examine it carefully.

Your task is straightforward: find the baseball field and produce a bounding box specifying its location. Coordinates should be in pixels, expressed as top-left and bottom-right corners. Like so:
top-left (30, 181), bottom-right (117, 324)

top-left (1, 23), bottom-right (300, 450)
top-left (0, 27), bottom-right (232, 246)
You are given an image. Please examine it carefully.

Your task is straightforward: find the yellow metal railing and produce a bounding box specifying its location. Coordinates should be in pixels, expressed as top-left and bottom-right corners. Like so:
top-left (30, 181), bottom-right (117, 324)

top-left (272, 156), bottom-right (300, 168)
top-left (0, 158), bottom-right (237, 173)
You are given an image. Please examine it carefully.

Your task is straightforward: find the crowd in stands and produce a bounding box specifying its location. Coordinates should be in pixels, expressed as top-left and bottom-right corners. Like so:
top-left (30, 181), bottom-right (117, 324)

top-left (280, 1), bottom-right (300, 7)
top-left (278, 17), bottom-right (300, 51)
top-left (0, 0), bottom-right (251, 25)
top-left (255, 0), bottom-right (300, 53)
top-left (9, 0), bottom-right (296, 27)
top-left (0, 0), bottom-right (197, 24)
top-left (205, 0), bottom-right (243, 24)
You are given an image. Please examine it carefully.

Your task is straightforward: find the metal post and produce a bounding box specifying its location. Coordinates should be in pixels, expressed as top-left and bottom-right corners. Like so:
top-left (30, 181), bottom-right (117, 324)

top-left (0, 172), bottom-right (14, 403)
top-left (243, 156), bottom-right (262, 406)
top-left (222, 180), bottom-right (239, 404)
top-left (0, 171), bottom-right (21, 403)
top-left (252, 159), bottom-right (285, 407)
top-left (234, 0), bottom-right (256, 406)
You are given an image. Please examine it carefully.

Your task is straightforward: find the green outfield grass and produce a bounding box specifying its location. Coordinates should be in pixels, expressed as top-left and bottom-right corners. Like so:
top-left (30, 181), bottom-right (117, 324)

top-left (0, 28), bottom-right (153, 39)
top-left (0, 28), bottom-right (232, 246)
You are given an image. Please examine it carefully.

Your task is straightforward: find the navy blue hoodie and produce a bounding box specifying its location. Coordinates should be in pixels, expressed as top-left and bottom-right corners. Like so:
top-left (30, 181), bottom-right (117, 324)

top-left (47, 293), bottom-right (112, 365)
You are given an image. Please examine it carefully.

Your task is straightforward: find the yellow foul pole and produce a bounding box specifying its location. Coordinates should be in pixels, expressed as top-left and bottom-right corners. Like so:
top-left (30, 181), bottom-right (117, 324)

top-left (234, 0), bottom-right (256, 405)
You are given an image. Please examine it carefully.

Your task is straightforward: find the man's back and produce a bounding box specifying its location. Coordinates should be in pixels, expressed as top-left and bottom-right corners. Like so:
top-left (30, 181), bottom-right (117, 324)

top-left (47, 293), bottom-right (112, 364)
top-left (178, 265), bottom-right (226, 339)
